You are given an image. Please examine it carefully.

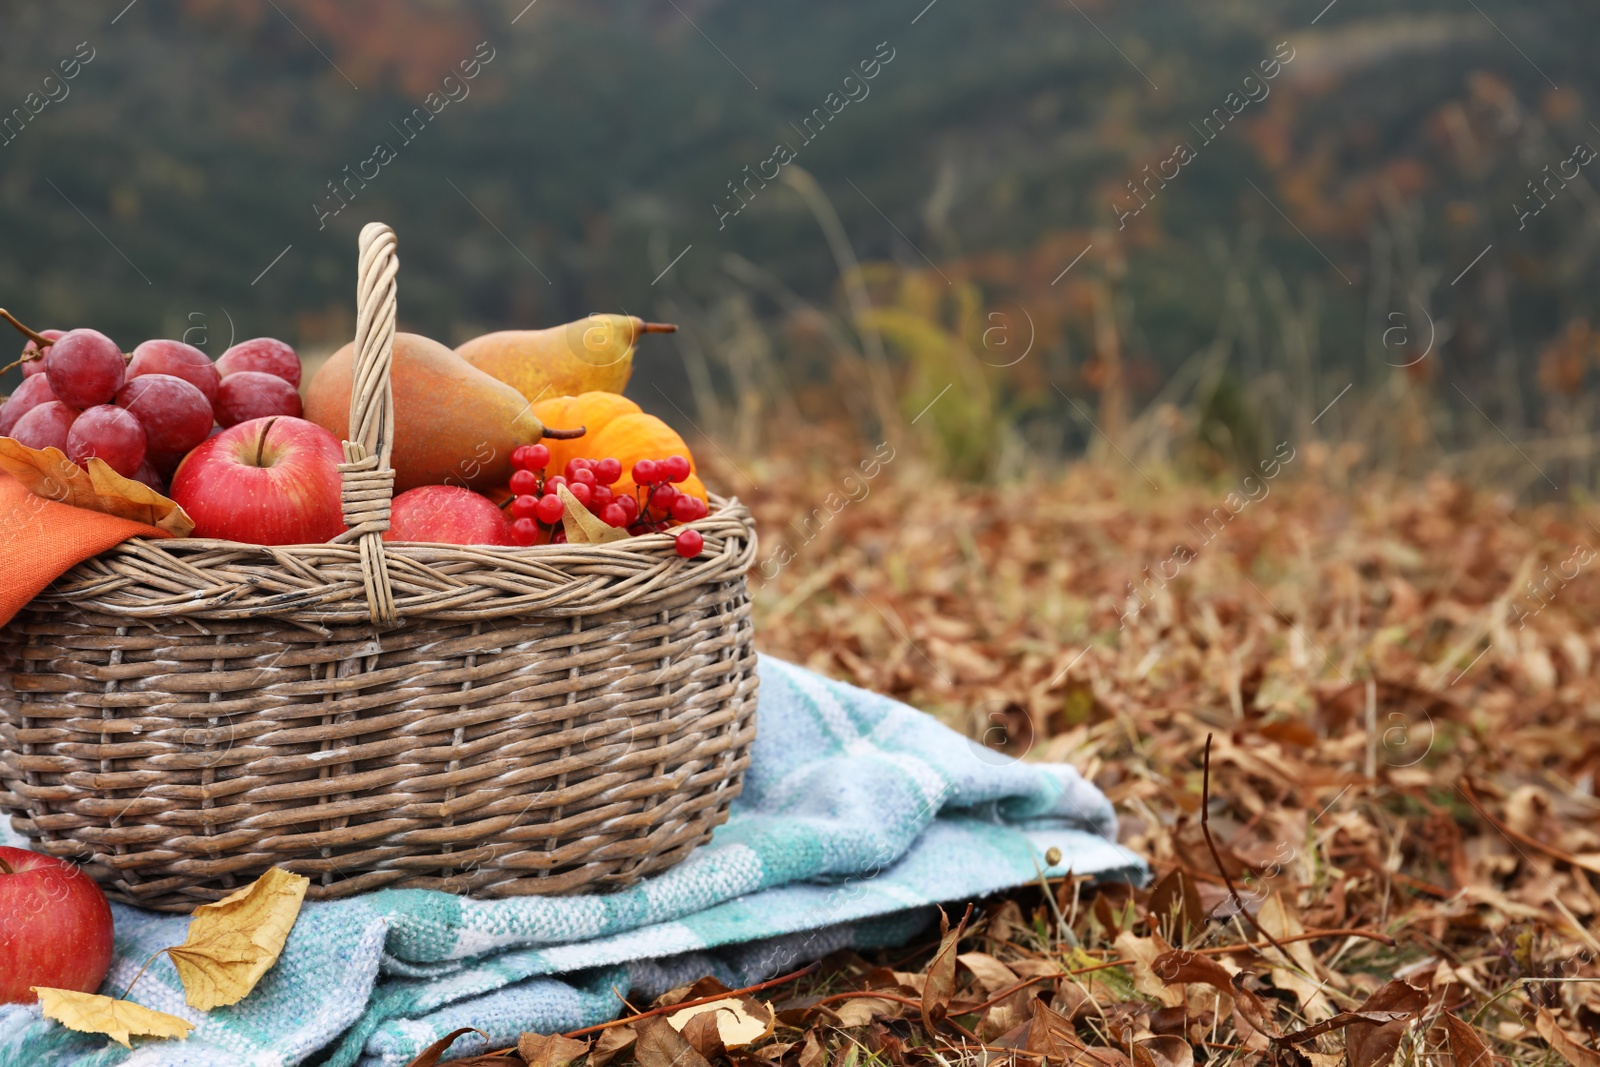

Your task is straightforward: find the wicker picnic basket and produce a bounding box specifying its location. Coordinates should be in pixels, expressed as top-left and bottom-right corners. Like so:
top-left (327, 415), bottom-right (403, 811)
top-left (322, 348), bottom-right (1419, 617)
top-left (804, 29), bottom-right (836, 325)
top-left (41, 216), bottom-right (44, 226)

top-left (0, 222), bottom-right (759, 912)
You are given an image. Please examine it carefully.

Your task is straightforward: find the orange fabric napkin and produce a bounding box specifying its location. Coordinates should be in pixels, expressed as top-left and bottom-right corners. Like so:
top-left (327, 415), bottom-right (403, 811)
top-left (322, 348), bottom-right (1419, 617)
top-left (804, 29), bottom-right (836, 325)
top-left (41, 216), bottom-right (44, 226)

top-left (0, 472), bottom-right (169, 629)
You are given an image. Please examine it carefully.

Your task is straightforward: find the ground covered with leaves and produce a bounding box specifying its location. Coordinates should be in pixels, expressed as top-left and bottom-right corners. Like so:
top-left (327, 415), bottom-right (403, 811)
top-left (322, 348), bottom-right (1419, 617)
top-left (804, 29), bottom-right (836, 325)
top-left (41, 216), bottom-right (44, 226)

top-left (422, 441), bottom-right (1600, 1066)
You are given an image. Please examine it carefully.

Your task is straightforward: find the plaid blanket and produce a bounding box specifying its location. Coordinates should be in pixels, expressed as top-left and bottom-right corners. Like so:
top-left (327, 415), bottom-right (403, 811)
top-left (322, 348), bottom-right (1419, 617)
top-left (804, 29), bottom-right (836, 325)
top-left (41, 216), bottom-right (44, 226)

top-left (1, 655), bottom-right (1143, 1066)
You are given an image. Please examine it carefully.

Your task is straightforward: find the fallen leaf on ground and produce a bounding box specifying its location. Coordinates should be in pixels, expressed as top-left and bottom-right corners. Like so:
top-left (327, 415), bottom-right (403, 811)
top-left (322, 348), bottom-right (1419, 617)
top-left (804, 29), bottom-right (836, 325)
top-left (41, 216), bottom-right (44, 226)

top-left (957, 950), bottom-right (1021, 994)
top-left (666, 996), bottom-right (775, 1048)
top-left (921, 907), bottom-right (968, 1028)
top-left (635, 1016), bottom-right (711, 1067)
top-left (167, 866), bottom-right (310, 1010)
top-left (587, 1024), bottom-right (636, 1067)
top-left (1343, 981), bottom-right (1428, 1067)
top-left (33, 988), bottom-right (193, 1048)
top-left (517, 1031), bottom-right (590, 1067)
top-left (1536, 1008), bottom-right (1600, 1067)
top-left (1440, 1012), bottom-right (1498, 1067)
top-left (0, 440), bottom-right (192, 535)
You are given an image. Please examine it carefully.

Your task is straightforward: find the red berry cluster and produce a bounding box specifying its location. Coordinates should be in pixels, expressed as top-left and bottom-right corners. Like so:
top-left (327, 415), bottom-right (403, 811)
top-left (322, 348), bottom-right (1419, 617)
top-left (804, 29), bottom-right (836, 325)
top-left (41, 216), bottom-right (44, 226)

top-left (503, 448), bottom-right (706, 558)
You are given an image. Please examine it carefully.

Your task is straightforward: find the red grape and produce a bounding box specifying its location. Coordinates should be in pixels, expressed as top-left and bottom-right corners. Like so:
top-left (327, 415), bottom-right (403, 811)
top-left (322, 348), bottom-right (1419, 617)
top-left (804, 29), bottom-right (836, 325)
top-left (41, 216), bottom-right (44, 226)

top-left (68, 405), bottom-right (147, 477)
top-left (127, 339), bottom-right (220, 403)
top-left (11, 401), bottom-right (79, 453)
top-left (632, 459), bottom-right (659, 484)
top-left (45, 329), bottom-right (124, 409)
top-left (510, 517), bottom-right (540, 546)
top-left (661, 455), bottom-right (691, 483)
top-left (20, 329), bottom-right (64, 378)
top-left (509, 494), bottom-right (540, 520)
top-left (525, 443), bottom-right (550, 471)
top-left (116, 374), bottom-right (213, 456)
top-left (217, 338), bottom-right (301, 387)
top-left (594, 458), bottom-right (621, 485)
top-left (601, 503), bottom-right (627, 527)
top-left (147, 450), bottom-right (185, 479)
top-left (130, 460), bottom-right (164, 494)
top-left (568, 482), bottom-right (593, 507)
top-left (572, 467), bottom-right (596, 487)
top-left (215, 371), bottom-right (302, 427)
top-left (509, 469), bottom-right (540, 496)
top-left (675, 529), bottom-right (704, 558)
top-left (534, 493), bottom-right (564, 524)
top-left (0, 374), bottom-right (59, 437)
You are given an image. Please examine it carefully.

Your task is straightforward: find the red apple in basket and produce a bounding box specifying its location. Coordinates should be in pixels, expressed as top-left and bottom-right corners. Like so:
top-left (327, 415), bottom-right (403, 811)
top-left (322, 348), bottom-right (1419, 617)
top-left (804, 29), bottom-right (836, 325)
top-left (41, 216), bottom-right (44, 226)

top-left (0, 847), bottom-right (114, 1004)
top-left (170, 415), bottom-right (345, 545)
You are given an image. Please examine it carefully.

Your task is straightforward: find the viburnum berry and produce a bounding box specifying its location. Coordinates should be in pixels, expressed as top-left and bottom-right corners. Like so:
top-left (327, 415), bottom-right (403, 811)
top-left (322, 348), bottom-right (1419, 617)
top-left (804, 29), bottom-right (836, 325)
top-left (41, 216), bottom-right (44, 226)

top-left (511, 445), bottom-right (535, 471)
top-left (564, 458), bottom-right (590, 480)
top-left (510, 494), bottom-right (541, 520)
top-left (617, 494), bottom-right (639, 521)
top-left (511, 518), bottom-right (540, 546)
top-left (675, 529), bottom-right (704, 558)
top-left (628, 522), bottom-right (650, 536)
top-left (550, 528), bottom-right (568, 544)
top-left (535, 493), bottom-right (564, 524)
top-left (661, 455), bottom-right (691, 483)
top-left (526, 443), bottom-right (550, 471)
top-left (545, 475), bottom-right (568, 492)
top-left (594, 458), bottom-right (622, 485)
top-left (670, 495), bottom-right (700, 522)
top-left (509, 469), bottom-right (540, 496)
top-left (569, 482), bottom-right (593, 507)
top-left (601, 503), bottom-right (627, 527)
top-left (632, 459), bottom-right (659, 485)
top-left (572, 467), bottom-right (596, 487)
top-left (652, 484), bottom-right (680, 511)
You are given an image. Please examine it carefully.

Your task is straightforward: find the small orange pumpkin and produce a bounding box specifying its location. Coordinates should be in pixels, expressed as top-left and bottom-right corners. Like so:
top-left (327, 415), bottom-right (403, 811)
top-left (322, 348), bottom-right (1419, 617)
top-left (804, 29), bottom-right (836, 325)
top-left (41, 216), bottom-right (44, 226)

top-left (532, 392), bottom-right (641, 476)
top-left (584, 413), bottom-right (697, 477)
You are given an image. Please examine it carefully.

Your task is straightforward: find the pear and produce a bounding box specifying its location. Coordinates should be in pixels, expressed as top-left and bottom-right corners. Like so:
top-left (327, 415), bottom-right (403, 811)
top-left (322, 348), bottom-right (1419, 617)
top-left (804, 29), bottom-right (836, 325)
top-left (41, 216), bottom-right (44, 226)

top-left (304, 332), bottom-right (582, 493)
top-left (455, 314), bottom-right (676, 402)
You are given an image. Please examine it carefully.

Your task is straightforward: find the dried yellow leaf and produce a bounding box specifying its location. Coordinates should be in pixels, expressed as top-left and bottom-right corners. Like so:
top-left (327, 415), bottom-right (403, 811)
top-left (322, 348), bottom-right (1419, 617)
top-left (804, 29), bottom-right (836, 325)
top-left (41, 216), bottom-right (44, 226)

top-left (0, 438), bottom-right (193, 535)
top-left (34, 987), bottom-right (194, 1048)
top-left (666, 997), bottom-right (776, 1048)
top-left (167, 867), bottom-right (310, 1010)
top-left (556, 483), bottom-right (628, 544)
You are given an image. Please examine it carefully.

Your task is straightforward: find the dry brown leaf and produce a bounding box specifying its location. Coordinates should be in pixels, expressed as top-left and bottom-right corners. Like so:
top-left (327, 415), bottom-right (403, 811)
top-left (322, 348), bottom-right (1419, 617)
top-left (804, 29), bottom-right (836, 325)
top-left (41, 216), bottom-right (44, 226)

top-left (921, 907), bottom-right (967, 1028)
top-left (798, 1029), bottom-right (826, 1067)
top-left (33, 988), bottom-right (194, 1049)
top-left (1258, 891), bottom-right (1335, 1021)
top-left (556, 484), bottom-right (629, 544)
top-left (1343, 981), bottom-right (1428, 1067)
top-left (1026, 998), bottom-right (1130, 1066)
top-left (665, 996), bottom-right (775, 1048)
top-left (832, 996), bottom-right (902, 1027)
top-left (957, 950), bottom-right (1021, 994)
top-left (517, 1031), bottom-right (591, 1067)
top-left (401, 1026), bottom-right (485, 1067)
top-left (635, 1015), bottom-right (711, 1067)
top-left (1147, 868), bottom-right (1207, 944)
top-left (1440, 1012), bottom-right (1498, 1067)
top-left (0, 439), bottom-right (192, 535)
top-left (1537, 1008), bottom-right (1600, 1067)
top-left (1115, 931), bottom-right (1186, 1008)
top-left (679, 1011), bottom-right (727, 1062)
top-left (167, 866), bottom-right (310, 1010)
top-left (587, 1024), bottom-right (637, 1067)
top-left (1137, 1035), bottom-right (1195, 1067)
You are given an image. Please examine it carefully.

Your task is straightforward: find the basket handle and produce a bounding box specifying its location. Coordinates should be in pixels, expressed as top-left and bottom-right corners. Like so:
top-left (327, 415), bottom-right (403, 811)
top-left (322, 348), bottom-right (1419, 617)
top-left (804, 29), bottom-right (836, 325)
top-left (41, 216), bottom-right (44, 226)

top-left (331, 221), bottom-right (399, 626)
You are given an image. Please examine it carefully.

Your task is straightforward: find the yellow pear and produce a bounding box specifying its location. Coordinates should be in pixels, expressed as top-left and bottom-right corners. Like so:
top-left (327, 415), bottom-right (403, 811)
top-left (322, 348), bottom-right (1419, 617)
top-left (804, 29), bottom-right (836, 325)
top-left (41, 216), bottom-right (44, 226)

top-left (455, 314), bottom-right (676, 401)
top-left (304, 332), bottom-right (583, 493)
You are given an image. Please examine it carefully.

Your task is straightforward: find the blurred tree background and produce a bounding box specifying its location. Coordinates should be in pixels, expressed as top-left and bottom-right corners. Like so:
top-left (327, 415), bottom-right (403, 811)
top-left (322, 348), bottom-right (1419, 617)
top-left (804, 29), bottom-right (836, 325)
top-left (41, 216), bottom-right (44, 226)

top-left (2, 0), bottom-right (1598, 492)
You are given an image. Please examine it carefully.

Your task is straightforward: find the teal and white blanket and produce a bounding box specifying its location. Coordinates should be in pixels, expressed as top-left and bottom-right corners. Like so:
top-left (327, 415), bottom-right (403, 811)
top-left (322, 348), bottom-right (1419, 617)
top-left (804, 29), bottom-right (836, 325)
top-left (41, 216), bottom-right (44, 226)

top-left (2, 655), bottom-right (1143, 1066)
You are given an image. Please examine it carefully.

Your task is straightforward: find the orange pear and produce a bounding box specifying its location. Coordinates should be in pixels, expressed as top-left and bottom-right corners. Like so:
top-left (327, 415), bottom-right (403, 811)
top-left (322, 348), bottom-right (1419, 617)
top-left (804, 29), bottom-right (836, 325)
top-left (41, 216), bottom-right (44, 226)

top-left (455, 315), bottom-right (676, 401)
top-left (304, 332), bottom-right (582, 493)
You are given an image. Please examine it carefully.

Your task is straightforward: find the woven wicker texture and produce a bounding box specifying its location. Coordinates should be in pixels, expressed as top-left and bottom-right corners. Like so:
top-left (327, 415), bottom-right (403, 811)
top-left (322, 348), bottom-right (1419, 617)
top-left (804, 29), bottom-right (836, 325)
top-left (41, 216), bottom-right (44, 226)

top-left (0, 223), bottom-right (759, 910)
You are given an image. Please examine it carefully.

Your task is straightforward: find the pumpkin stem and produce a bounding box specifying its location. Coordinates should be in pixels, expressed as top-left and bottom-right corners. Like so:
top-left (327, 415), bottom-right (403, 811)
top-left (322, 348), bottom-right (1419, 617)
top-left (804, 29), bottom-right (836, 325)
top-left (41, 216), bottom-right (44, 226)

top-left (542, 425), bottom-right (586, 440)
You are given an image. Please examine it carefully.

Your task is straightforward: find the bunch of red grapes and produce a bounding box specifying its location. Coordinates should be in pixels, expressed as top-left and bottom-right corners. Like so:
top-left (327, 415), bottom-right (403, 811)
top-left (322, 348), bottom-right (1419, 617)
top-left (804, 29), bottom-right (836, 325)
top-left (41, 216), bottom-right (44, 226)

top-left (0, 329), bottom-right (302, 493)
top-left (504, 446), bottom-right (709, 557)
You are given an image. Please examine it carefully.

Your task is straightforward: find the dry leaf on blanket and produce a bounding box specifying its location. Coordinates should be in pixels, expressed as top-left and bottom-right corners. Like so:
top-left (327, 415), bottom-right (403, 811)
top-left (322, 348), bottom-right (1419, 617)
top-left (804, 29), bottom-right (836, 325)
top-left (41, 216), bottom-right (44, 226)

top-left (167, 867), bottom-right (309, 1009)
top-left (33, 988), bottom-right (193, 1048)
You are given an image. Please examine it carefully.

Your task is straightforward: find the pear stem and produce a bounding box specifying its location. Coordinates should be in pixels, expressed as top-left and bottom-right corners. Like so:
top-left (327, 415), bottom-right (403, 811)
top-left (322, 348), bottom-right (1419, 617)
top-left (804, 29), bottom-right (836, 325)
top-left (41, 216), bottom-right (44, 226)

top-left (254, 417), bottom-right (280, 467)
top-left (639, 323), bottom-right (677, 334)
top-left (542, 425), bottom-right (586, 440)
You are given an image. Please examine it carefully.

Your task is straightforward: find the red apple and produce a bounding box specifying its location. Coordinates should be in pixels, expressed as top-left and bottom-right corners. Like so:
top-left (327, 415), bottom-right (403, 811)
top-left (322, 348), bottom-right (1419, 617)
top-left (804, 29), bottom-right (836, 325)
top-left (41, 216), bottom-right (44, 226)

top-left (170, 415), bottom-right (345, 545)
top-left (384, 485), bottom-right (515, 546)
top-left (0, 847), bottom-right (114, 1004)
